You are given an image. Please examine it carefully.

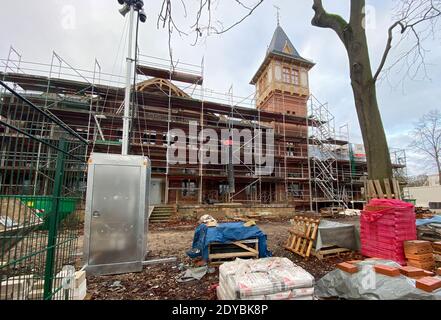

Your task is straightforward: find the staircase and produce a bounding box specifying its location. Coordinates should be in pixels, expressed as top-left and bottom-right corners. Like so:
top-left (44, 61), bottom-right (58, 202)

top-left (149, 205), bottom-right (176, 223)
top-left (309, 96), bottom-right (348, 210)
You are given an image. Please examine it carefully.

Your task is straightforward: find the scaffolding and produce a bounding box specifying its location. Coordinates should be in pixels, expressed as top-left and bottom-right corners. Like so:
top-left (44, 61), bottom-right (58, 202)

top-left (308, 95), bottom-right (347, 210)
top-left (0, 46), bottom-right (87, 300)
top-left (0, 48), bottom-right (408, 209)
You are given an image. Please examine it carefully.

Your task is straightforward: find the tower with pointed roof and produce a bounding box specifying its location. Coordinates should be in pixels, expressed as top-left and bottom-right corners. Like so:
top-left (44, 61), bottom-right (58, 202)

top-left (251, 25), bottom-right (314, 115)
top-left (250, 25), bottom-right (315, 204)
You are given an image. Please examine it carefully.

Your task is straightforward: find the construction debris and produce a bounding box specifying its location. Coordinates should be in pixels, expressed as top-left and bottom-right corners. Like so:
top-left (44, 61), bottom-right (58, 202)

top-left (217, 258), bottom-right (315, 300)
top-left (417, 216), bottom-right (441, 242)
top-left (338, 209), bottom-right (361, 217)
top-left (415, 207), bottom-right (435, 219)
top-left (177, 266), bottom-right (209, 283)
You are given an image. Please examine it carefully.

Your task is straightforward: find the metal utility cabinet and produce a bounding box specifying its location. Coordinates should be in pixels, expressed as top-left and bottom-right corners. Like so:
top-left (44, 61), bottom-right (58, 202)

top-left (83, 153), bottom-right (151, 276)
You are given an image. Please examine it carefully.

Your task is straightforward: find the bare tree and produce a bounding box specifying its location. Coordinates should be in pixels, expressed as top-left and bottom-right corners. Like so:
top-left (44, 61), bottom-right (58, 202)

top-left (409, 110), bottom-right (441, 184)
top-left (156, 0), bottom-right (263, 63)
top-left (311, 0), bottom-right (441, 182)
top-left (406, 174), bottom-right (429, 187)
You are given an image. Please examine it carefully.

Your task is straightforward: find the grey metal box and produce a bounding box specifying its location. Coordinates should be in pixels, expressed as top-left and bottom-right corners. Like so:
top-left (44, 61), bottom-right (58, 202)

top-left (83, 153), bottom-right (151, 276)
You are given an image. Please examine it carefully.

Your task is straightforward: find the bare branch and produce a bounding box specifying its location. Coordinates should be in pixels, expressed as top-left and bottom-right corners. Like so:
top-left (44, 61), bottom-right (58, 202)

top-left (311, 0), bottom-right (349, 43)
top-left (373, 21), bottom-right (405, 82)
top-left (155, 0), bottom-right (263, 64)
top-left (375, 0), bottom-right (441, 83)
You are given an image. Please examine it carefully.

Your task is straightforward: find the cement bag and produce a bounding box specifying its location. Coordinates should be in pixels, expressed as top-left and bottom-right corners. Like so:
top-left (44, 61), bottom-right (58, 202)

top-left (219, 258), bottom-right (314, 299)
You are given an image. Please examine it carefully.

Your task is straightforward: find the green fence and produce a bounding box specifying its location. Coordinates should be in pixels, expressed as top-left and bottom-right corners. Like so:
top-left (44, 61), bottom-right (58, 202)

top-left (0, 79), bottom-right (88, 300)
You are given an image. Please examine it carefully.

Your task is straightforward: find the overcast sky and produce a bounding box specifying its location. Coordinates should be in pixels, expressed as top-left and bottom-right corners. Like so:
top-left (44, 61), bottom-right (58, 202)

top-left (1, 0), bottom-right (440, 176)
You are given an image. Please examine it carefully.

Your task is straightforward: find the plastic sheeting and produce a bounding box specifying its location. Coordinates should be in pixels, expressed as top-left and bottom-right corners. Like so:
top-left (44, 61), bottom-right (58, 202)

top-left (361, 199), bottom-right (416, 264)
top-left (218, 258), bottom-right (314, 300)
top-left (315, 259), bottom-right (441, 300)
top-left (315, 220), bottom-right (360, 251)
top-left (416, 216), bottom-right (441, 226)
top-left (189, 222), bottom-right (271, 261)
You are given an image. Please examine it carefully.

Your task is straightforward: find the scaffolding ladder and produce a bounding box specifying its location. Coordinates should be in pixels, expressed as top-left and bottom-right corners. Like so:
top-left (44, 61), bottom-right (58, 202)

top-left (308, 96), bottom-right (348, 210)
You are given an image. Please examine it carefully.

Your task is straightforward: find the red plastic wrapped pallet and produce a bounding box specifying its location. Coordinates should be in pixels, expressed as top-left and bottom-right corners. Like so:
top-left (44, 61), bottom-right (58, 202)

top-left (360, 199), bottom-right (416, 265)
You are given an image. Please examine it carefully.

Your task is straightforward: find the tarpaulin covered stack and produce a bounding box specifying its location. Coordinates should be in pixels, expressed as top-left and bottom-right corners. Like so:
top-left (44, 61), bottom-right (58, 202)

top-left (217, 257), bottom-right (314, 300)
top-left (361, 199), bottom-right (417, 265)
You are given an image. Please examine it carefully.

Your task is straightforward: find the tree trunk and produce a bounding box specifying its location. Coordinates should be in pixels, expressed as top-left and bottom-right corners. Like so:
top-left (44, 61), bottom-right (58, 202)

top-left (347, 40), bottom-right (393, 181)
top-left (436, 157), bottom-right (441, 185)
top-left (312, 0), bottom-right (394, 182)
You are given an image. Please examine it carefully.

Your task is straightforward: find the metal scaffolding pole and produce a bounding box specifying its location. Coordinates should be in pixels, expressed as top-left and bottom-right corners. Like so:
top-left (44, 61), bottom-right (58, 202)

top-left (122, 5), bottom-right (135, 156)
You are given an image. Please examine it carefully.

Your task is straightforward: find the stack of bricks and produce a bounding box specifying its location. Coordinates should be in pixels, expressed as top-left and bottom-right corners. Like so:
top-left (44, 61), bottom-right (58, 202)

top-left (360, 199), bottom-right (416, 265)
top-left (433, 242), bottom-right (441, 262)
top-left (404, 240), bottom-right (435, 271)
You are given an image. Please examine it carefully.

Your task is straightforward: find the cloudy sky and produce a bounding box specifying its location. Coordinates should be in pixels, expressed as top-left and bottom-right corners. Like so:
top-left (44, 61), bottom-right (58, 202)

top-left (1, 0), bottom-right (440, 176)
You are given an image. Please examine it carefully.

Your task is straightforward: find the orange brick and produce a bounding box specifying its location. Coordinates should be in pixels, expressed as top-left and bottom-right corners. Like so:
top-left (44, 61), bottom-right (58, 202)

top-left (405, 252), bottom-right (434, 262)
top-left (404, 240), bottom-right (433, 255)
top-left (347, 260), bottom-right (362, 264)
top-left (337, 262), bottom-right (358, 274)
top-left (437, 268), bottom-right (441, 276)
top-left (374, 265), bottom-right (400, 277)
top-left (399, 266), bottom-right (426, 277)
top-left (424, 270), bottom-right (435, 276)
top-left (407, 259), bottom-right (435, 271)
top-left (416, 277), bottom-right (441, 293)
top-left (433, 242), bottom-right (441, 254)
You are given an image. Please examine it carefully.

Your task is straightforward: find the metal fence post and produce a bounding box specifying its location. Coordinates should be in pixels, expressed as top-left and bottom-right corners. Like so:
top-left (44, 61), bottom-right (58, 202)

top-left (43, 139), bottom-right (67, 300)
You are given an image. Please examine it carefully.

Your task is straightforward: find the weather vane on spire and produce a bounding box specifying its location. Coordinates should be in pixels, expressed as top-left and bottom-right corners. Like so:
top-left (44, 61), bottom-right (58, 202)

top-left (274, 5), bottom-right (280, 26)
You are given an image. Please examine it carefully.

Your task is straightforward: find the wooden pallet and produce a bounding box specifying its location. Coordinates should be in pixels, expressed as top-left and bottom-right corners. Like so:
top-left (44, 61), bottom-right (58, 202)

top-left (285, 216), bottom-right (320, 259)
top-left (312, 246), bottom-right (352, 260)
top-left (208, 239), bottom-right (259, 266)
top-left (364, 178), bottom-right (402, 202)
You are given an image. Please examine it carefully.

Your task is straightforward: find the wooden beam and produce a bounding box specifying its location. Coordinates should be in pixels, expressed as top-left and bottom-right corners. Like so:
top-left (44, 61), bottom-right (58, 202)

top-left (136, 65), bottom-right (203, 85)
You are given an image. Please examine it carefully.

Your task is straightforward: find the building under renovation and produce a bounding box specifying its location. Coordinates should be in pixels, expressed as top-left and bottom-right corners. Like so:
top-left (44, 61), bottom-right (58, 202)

top-left (0, 25), bottom-right (407, 212)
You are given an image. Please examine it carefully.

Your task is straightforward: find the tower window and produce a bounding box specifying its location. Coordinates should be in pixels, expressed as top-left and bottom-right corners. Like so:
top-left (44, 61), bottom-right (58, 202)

top-left (291, 69), bottom-right (300, 85)
top-left (283, 67), bottom-right (291, 83)
top-left (282, 67), bottom-right (300, 85)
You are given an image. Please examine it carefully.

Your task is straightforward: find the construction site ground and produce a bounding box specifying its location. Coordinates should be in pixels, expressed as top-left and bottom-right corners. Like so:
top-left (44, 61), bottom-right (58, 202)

top-left (86, 217), bottom-right (361, 300)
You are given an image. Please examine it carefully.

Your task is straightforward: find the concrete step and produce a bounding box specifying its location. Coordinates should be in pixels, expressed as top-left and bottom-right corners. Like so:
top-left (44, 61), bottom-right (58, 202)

top-left (150, 205), bottom-right (175, 223)
top-left (150, 213), bottom-right (172, 218)
top-left (150, 219), bottom-right (172, 223)
top-left (153, 209), bottom-right (175, 213)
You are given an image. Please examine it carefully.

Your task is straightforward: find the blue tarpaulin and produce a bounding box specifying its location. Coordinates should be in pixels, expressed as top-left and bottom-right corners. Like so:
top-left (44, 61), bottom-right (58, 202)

top-left (188, 222), bottom-right (272, 261)
top-left (416, 216), bottom-right (441, 226)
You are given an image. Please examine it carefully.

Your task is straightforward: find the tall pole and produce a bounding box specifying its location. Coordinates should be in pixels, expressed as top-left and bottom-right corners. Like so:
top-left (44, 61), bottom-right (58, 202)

top-left (122, 5), bottom-right (135, 156)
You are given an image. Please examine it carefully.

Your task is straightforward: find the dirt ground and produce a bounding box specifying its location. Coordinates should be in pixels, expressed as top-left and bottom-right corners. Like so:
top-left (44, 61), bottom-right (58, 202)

top-left (86, 217), bottom-right (362, 300)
